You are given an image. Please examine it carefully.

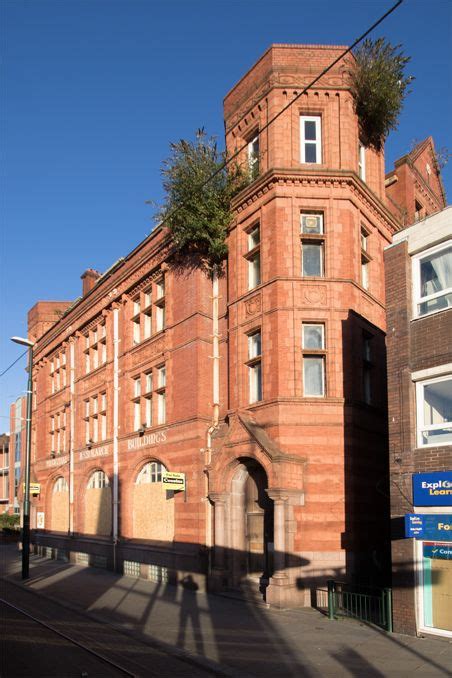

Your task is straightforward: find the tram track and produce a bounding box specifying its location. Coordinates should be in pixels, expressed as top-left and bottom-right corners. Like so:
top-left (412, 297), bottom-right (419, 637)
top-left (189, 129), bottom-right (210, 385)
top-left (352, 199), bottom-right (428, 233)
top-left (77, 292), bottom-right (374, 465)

top-left (1, 596), bottom-right (136, 677)
top-left (1, 579), bottom-right (219, 677)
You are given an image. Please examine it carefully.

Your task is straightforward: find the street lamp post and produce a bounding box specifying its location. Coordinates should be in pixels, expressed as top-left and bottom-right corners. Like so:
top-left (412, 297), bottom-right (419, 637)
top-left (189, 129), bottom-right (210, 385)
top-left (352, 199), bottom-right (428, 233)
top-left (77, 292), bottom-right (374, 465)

top-left (11, 336), bottom-right (35, 579)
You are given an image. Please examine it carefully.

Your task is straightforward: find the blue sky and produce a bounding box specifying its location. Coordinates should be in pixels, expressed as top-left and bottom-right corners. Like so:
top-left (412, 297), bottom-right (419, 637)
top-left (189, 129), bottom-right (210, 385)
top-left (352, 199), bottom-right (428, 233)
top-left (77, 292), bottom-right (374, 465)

top-left (1, 0), bottom-right (451, 427)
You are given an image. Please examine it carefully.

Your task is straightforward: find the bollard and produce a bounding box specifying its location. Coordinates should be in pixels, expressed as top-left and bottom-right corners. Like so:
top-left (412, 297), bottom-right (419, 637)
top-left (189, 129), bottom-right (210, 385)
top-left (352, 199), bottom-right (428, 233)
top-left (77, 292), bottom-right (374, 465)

top-left (327, 579), bottom-right (335, 620)
top-left (384, 588), bottom-right (393, 633)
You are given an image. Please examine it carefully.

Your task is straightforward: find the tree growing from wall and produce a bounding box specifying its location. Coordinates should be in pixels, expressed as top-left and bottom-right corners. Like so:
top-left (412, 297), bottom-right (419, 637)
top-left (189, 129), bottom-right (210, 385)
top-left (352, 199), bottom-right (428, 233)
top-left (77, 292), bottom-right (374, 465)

top-left (155, 128), bottom-right (248, 277)
top-left (350, 38), bottom-right (413, 151)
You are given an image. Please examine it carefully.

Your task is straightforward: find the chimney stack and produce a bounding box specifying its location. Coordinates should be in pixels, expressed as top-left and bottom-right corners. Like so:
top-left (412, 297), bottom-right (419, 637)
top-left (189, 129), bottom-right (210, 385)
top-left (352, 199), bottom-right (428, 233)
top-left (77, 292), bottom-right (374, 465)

top-left (81, 269), bottom-right (101, 296)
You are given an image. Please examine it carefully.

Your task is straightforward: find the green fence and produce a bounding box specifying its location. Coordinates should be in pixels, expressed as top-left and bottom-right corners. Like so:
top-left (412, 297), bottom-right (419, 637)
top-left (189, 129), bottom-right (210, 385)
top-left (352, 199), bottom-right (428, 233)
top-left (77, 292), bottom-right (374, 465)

top-left (326, 580), bottom-right (392, 632)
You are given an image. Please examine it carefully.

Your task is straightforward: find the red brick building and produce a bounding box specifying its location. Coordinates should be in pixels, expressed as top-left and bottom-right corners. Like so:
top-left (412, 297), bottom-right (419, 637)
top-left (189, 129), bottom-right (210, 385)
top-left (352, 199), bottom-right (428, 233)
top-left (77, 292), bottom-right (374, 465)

top-left (24, 44), bottom-right (403, 607)
top-left (0, 433), bottom-right (10, 512)
top-left (385, 203), bottom-right (451, 637)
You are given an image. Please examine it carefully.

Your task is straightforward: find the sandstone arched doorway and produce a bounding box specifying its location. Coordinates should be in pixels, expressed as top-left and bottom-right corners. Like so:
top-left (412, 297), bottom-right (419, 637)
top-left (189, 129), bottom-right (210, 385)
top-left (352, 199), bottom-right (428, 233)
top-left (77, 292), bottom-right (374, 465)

top-left (230, 458), bottom-right (273, 589)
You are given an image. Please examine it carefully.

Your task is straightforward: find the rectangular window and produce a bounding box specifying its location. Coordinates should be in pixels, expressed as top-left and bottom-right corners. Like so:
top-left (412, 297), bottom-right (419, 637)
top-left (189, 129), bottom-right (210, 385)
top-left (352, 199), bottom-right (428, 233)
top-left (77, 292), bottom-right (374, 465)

top-left (416, 376), bottom-right (452, 447)
top-left (358, 143), bottom-right (366, 181)
top-left (413, 242), bottom-right (452, 318)
top-left (145, 396), bottom-right (152, 427)
top-left (246, 224), bottom-right (261, 290)
top-left (247, 133), bottom-right (260, 180)
top-left (302, 242), bottom-right (324, 276)
top-left (301, 213), bottom-right (324, 277)
top-left (300, 116), bottom-right (321, 164)
top-left (134, 401), bottom-right (141, 431)
top-left (158, 366), bottom-right (166, 389)
top-left (145, 372), bottom-right (153, 393)
top-left (302, 323), bottom-right (325, 397)
top-left (247, 331), bottom-right (262, 404)
top-left (157, 392), bottom-right (166, 425)
top-left (134, 377), bottom-right (141, 398)
top-left (155, 305), bottom-right (165, 332)
top-left (361, 226), bottom-right (371, 290)
top-left (414, 200), bottom-right (424, 222)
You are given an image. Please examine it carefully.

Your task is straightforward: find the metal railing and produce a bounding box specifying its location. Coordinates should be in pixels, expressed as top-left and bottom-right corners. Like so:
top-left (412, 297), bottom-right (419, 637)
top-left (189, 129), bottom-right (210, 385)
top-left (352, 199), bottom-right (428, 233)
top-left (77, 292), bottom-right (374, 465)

top-left (325, 580), bottom-right (392, 632)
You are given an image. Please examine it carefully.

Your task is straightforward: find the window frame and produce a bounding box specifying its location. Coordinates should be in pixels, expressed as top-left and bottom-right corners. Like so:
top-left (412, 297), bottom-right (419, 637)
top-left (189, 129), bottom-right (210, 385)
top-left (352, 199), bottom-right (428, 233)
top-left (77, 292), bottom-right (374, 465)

top-left (360, 225), bottom-right (371, 291)
top-left (246, 329), bottom-right (262, 404)
top-left (301, 212), bottom-right (325, 278)
top-left (300, 115), bottom-right (322, 164)
top-left (412, 241), bottom-right (452, 319)
top-left (302, 323), bottom-right (326, 397)
top-left (247, 132), bottom-right (260, 180)
top-left (416, 374), bottom-right (452, 448)
top-left (358, 142), bottom-right (366, 181)
top-left (245, 223), bottom-right (261, 290)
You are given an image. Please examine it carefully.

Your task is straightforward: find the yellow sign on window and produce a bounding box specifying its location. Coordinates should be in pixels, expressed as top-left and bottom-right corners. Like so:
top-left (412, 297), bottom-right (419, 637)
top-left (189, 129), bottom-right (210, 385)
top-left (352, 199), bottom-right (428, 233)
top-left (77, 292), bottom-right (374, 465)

top-left (162, 472), bottom-right (185, 491)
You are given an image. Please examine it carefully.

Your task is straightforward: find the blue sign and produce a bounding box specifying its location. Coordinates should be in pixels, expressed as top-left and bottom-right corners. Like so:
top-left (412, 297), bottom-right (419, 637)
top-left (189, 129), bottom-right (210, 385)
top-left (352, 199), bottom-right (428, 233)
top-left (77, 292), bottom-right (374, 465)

top-left (413, 471), bottom-right (452, 507)
top-left (404, 514), bottom-right (452, 541)
top-left (423, 544), bottom-right (452, 560)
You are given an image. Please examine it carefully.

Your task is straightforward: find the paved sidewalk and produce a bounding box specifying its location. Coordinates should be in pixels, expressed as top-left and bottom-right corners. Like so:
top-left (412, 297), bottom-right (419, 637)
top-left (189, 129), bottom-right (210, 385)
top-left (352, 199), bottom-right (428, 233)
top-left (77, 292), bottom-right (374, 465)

top-left (2, 545), bottom-right (451, 677)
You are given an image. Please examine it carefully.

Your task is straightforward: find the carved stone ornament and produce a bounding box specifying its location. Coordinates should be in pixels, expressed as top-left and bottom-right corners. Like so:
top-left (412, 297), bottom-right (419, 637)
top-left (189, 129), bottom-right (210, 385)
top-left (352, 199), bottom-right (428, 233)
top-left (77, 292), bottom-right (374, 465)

top-left (303, 285), bottom-right (327, 306)
top-left (245, 295), bottom-right (262, 316)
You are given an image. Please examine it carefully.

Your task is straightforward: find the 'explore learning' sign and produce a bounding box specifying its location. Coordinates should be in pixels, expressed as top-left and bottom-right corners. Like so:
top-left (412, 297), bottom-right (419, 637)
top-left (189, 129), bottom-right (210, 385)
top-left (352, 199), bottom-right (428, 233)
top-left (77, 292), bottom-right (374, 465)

top-left (413, 471), bottom-right (452, 507)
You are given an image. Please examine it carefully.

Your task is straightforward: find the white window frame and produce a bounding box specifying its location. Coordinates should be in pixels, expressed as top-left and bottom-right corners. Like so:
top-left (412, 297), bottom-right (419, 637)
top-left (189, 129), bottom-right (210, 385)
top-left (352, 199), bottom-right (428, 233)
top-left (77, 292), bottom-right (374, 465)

top-left (412, 241), bottom-right (452, 319)
top-left (300, 115), bottom-right (322, 164)
top-left (302, 323), bottom-right (326, 397)
top-left (358, 143), bottom-right (366, 181)
top-left (416, 374), bottom-right (452, 448)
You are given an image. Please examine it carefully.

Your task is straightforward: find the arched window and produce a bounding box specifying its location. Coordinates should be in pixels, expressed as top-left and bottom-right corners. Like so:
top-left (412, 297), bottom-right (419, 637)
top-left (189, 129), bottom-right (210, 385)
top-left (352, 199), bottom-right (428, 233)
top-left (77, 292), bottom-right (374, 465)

top-left (132, 460), bottom-right (173, 541)
top-left (135, 461), bottom-right (165, 485)
top-left (53, 476), bottom-right (68, 493)
top-left (87, 470), bottom-right (110, 489)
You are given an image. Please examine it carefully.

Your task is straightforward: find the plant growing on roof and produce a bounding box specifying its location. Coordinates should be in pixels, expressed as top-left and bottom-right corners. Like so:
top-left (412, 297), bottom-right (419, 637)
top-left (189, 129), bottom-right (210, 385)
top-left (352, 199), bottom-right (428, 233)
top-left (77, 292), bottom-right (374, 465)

top-left (349, 38), bottom-right (414, 152)
top-left (155, 128), bottom-right (248, 277)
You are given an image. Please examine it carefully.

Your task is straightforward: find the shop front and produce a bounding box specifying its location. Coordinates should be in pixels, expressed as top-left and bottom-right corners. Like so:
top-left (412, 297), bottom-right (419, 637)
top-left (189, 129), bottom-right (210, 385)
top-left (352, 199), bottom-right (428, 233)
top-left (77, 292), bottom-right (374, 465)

top-left (409, 471), bottom-right (452, 638)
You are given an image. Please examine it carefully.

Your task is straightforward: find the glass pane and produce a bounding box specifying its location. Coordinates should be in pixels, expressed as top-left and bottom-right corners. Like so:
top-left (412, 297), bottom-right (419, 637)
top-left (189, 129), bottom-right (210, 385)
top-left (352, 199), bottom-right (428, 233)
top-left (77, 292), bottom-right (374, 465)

top-left (419, 292), bottom-right (452, 316)
top-left (302, 243), bottom-right (322, 276)
top-left (304, 121), bottom-right (317, 141)
top-left (304, 357), bottom-right (324, 396)
top-left (304, 143), bottom-right (317, 163)
top-left (248, 254), bottom-right (261, 288)
top-left (301, 214), bottom-right (322, 234)
top-left (420, 247), bottom-right (452, 297)
top-left (423, 379), bottom-right (452, 427)
top-left (249, 363), bottom-right (262, 403)
top-left (422, 428), bottom-right (452, 446)
top-left (248, 332), bottom-right (262, 359)
top-left (303, 324), bottom-right (324, 349)
top-left (248, 226), bottom-right (260, 249)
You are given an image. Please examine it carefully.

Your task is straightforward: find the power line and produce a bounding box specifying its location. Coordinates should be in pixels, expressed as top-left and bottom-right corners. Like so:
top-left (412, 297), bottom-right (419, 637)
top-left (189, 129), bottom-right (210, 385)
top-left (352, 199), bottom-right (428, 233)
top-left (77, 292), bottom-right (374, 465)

top-left (161, 0), bottom-right (404, 226)
top-left (0, 350), bottom-right (27, 379)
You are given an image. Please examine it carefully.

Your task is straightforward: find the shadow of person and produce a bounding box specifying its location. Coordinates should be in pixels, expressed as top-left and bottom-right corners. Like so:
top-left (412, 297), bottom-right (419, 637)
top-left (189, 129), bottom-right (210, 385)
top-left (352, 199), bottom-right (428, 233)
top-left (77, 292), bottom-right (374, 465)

top-left (176, 574), bottom-right (205, 656)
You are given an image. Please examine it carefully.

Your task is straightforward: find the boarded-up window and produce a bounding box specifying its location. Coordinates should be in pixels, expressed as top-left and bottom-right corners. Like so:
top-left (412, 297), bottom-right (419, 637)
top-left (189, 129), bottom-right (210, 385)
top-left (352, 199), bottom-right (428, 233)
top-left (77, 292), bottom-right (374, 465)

top-left (50, 476), bottom-right (69, 532)
top-left (133, 462), bottom-right (174, 541)
top-left (84, 471), bottom-right (112, 536)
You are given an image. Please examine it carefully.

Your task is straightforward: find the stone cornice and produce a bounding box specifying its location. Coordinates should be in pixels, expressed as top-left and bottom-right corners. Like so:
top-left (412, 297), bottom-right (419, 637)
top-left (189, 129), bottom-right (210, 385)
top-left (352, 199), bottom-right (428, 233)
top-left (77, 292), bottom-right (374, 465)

top-left (231, 168), bottom-right (400, 235)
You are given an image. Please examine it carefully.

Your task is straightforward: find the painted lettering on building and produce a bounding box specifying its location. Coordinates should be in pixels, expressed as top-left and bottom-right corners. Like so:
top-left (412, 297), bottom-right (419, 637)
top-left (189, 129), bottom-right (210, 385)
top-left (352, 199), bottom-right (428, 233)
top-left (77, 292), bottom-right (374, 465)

top-left (127, 430), bottom-right (167, 451)
top-left (79, 446), bottom-right (110, 461)
top-left (45, 454), bottom-right (69, 468)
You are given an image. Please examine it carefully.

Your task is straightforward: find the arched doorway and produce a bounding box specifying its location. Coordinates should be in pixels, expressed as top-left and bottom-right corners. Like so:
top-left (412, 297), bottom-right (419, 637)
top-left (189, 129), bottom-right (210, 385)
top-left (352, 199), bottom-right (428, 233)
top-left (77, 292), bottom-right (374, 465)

top-left (230, 458), bottom-right (273, 591)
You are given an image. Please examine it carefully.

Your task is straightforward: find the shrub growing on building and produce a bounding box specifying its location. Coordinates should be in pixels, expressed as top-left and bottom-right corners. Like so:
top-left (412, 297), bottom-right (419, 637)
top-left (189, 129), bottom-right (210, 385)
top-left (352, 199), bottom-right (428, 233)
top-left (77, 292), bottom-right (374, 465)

top-left (155, 128), bottom-right (248, 277)
top-left (350, 38), bottom-right (413, 151)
